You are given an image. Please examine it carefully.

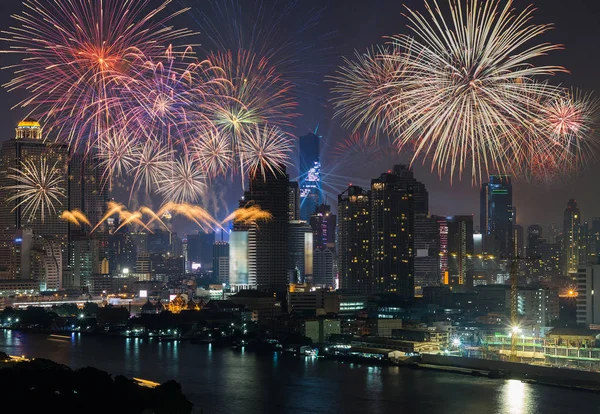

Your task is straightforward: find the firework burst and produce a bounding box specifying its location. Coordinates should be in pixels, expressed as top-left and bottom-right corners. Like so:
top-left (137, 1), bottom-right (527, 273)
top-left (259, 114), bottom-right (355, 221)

top-left (241, 125), bottom-right (293, 179)
top-left (96, 132), bottom-right (137, 181)
top-left (2, 0), bottom-right (194, 153)
top-left (157, 155), bottom-right (207, 204)
top-left (192, 129), bottom-right (233, 178)
top-left (332, 0), bottom-right (566, 182)
top-left (5, 158), bottom-right (66, 223)
top-left (130, 141), bottom-right (173, 195)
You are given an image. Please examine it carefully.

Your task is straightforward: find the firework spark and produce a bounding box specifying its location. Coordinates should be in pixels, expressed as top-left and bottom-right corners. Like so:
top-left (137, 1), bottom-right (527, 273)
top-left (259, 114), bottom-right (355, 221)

top-left (97, 132), bottom-right (137, 181)
top-left (60, 209), bottom-right (91, 226)
top-left (5, 158), bottom-right (66, 223)
top-left (157, 155), bottom-right (207, 204)
top-left (241, 124), bottom-right (293, 179)
top-left (2, 0), bottom-right (193, 152)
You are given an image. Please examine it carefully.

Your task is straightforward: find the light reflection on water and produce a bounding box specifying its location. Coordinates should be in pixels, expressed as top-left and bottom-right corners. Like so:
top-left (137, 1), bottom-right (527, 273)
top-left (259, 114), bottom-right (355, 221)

top-left (1, 330), bottom-right (598, 414)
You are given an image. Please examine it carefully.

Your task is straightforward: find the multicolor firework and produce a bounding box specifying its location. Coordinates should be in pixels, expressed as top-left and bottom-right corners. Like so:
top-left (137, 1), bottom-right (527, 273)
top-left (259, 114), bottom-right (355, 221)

top-left (157, 155), bottom-right (207, 204)
top-left (5, 158), bottom-right (66, 223)
top-left (241, 124), bottom-right (293, 179)
top-left (96, 131), bottom-right (137, 181)
top-left (2, 0), bottom-right (193, 153)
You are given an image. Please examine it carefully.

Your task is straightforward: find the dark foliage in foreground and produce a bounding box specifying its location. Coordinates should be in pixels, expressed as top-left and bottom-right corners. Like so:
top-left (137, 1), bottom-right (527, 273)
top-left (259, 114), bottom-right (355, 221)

top-left (0, 358), bottom-right (192, 414)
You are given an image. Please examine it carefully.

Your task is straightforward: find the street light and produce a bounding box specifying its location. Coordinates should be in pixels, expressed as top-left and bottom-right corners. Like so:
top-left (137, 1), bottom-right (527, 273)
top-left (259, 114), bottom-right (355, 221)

top-left (452, 338), bottom-right (461, 347)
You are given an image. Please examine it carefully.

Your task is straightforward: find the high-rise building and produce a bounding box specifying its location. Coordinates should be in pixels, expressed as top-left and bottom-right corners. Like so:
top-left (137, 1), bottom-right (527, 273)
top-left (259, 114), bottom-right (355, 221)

top-left (591, 218), bottom-right (600, 263)
top-left (480, 175), bottom-right (513, 257)
top-left (447, 216), bottom-right (474, 286)
top-left (68, 236), bottom-right (100, 289)
top-left (309, 204), bottom-right (337, 289)
top-left (187, 231), bottom-right (215, 270)
top-left (513, 224), bottom-right (524, 258)
top-left (370, 166), bottom-right (418, 298)
top-left (299, 132), bottom-right (321, 220)
top-left (527, 225), bottom-right (543, 257)
top-left (240, 168), bottom-right (290, 292)
top-left (213, 241), bottom-right (230, 285)
top-left (0, 119), bottom-right (69, 281)
top-left (414, 215), bottom-right (442, 293)
top-left (513, 287), bottom-right (559, 326)
top-left (309, 204), bottom-right (336, 249)
top-left (563, 199), bottom-right (581, 276)
top-left (579, 221), bottom-right (591, 266)
top-left (288, 220), bottom-right (313, 283)
top-left (288, 181), bottom-right (300, 221)
top-left (31, 236), bottom-right (63, 291)
top-left (229, 230), bottom-right (249, 288)
top-left (338, 186), bottom-right (371, 294)
top-left (576, 265), bottom-right (600, 327)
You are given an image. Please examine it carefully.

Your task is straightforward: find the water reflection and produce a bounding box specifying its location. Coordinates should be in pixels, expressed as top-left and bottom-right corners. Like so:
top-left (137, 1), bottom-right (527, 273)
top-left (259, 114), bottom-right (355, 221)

top-left (502, 379), bottom-right (529, 414)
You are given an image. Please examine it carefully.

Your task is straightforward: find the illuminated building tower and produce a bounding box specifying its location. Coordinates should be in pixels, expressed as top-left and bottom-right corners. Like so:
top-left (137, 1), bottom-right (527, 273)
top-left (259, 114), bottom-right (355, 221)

top-left (288, 220), bottom-right (313, 283)
top-left (563, 199), bottom-right (581, 276)
top-left (0, 119), bottom-right (69, 239)
top-left (213, 241), bottom-right (230, 285)
top-left (513, 224), bottom-right (524, 257)
top-left (579, 221), bottom-right (591, 266)
top-left (187, 231), bottom-right (215, 271)
top-left (480, 175), bottom-right (513, 257)
top-left (299, 132), bottom-right (321, 220)
top-left (576, 265), bottom-right (600, 326)
top-left (288, 181), bottom-right (300, 221)
top-left (31, 236), bottom-right (63, 291)
top-left (309, 204), bottom-right (337, 288)
top-left (370, 166), bottom-right (421, 298)
top-left (338, 186), bottom-right (371, 294)
top-left (66, 153), bottom-right (109, 285)
top-left (241, 167), bottom-right (290, 293)
top-left (0, 119), bottom-right (69, 280)
top-left (414, 215), bottom-right (443, 294)
top-left (229, 230), bottom-right (249, 289)
top-left (447, 216), bottom-right (474, 286)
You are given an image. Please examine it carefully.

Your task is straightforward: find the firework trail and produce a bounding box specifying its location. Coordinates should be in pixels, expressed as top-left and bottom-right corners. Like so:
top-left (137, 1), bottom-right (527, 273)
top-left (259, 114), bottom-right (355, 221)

top-left (139, 206), bottom-right (170, 231)
top-left (2, 0), bottom-right (193, 153)
top-left (241, 124), bottom-right (293, 179)
top-left (221, 204), bottom-right (272, 226)
top-left (60, 209), bottom-right (91, 226)
top-left (5, 158), bottom-right (66, 223)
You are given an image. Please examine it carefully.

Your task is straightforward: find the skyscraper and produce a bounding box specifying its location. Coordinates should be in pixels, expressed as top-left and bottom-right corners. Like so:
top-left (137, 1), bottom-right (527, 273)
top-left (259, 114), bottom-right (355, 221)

top-left (447, 216), bottom-right (474, 286)
top-left (309, 204), bottom-right (336, 249)
top-left (288, 220), bottom-right (313, 283)
top-left (563, 199), bottom-right (581, 276)
top-left (414, 215), bottom-right (442, 293)
top-left (213, 241), bottom-right (230, 285)
top-left (513, 224), bottom-right (524, 258)
top-left (480, 175), bottom-right (513, 257)
top-left (187, 231), bottom-right (215, 270)
top-left (240, 168), bottom-right (289, 293)
top-left (288, 181), bottom-right (300, 221)
top-left (299, 132), bottom-right (321, 220)
top-left (370, 167), bottom-right (416, 298)
top-left (0, 119), bottom-right (69, 282)
top-left (338, 186), bottom-right (371, 294)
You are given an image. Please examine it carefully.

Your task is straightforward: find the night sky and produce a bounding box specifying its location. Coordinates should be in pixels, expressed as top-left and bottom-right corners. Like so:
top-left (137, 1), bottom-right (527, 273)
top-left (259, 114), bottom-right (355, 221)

top-left (0, 0), bottom-right (599, 232)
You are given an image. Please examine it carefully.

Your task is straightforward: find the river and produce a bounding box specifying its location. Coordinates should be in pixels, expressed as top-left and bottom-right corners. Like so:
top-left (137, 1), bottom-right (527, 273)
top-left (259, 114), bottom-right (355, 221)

top-left (1, 330), bottom-right (598, 413)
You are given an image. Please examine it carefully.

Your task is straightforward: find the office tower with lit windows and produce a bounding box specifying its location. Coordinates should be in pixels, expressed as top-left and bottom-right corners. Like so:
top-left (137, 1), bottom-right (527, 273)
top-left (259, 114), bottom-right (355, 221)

top-left (288, 220), bottom-right (313, 283)
top-left (513, 224), bottom-right (524, 257)
top-left (414, 215), bottom-right (443, 293)
top-left (213, 241), bottom-right (230, 285)
top-left (480, 175), bottom-right (513, 257)
top-left (338, 186), bottom-right (371, 294)
top-left (0, 120), bottom-right (69, 240)
top-left (239, 168), bottom-right (290, 293)
top-left (0, 119), bottom-right (69, 283)
top-left (576, 265), bottom-right (600, 327)
top-left (288, 181), bottom-right (300, 221)
top-left (299, 132), bottom-right (321, 220)
top-left (564, 199), bottom-right (581, 276)
top-left (310, 204), bottom-right (337, 288)
top-left (370, 167), bottom-right (416, 298)
top-left (447, 216), bottom-right (474, 286)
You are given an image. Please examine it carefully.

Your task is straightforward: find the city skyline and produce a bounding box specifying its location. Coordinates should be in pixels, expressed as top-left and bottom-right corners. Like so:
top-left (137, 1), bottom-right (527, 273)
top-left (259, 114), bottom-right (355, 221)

top-left (0, 0), bottom-right (598, 230)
